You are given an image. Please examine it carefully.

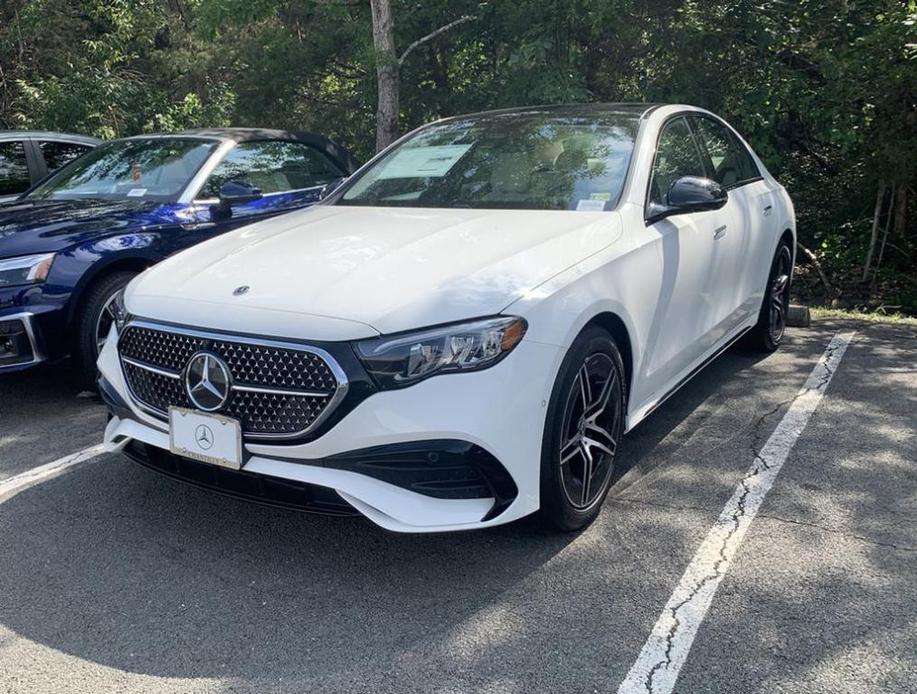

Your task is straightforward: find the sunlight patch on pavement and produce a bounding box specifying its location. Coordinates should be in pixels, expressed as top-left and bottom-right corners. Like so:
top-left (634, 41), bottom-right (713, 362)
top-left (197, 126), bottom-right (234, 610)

top-left (0, 444), bottom-right (108, 504)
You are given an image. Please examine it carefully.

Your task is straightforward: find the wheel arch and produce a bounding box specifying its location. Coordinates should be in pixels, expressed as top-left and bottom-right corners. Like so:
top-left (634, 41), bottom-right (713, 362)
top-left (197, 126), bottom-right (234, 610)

top-left (65, 254), bottom-right (154, 326)
top-left (780, 228), bottom-right (796, 265)
top-left (580, 311), bottom-right (634, 406)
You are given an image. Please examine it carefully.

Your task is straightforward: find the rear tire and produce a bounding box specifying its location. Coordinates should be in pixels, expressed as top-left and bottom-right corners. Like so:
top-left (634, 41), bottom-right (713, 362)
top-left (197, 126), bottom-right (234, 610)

top-left (73, 271), bottom-right (137, 389)
top-left (747, 241), bottom-right (793, 352)
top-left (539, 326), bottom-right (626, 532)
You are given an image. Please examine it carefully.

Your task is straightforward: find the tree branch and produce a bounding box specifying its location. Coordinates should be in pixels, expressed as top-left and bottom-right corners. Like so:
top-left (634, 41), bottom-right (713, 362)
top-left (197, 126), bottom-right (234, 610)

top-left (397, 15), bottom-right (476, 67)
top-left (797, 242), bottom-right (835, 297)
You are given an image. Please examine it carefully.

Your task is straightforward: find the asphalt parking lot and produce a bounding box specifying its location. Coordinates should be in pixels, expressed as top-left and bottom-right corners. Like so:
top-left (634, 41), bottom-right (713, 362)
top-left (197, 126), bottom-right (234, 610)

top-left (1, 318), bottom-right (914, 694)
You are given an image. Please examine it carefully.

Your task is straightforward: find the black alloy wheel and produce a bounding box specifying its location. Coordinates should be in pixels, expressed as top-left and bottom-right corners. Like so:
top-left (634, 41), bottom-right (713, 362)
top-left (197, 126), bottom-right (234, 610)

top-left (73, 270), bottom-right (137, 389)
top-left (768, 244), bottom-right (793, 344)
top-left (749, 241), bottom-right (793, 352)
top-left (540, 326), bottom-right (626, 531)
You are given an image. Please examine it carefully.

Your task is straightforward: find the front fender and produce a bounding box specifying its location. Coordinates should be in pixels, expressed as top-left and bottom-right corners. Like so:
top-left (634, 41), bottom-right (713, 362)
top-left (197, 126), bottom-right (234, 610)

top-left (49, 231), bottom-right (165, 325)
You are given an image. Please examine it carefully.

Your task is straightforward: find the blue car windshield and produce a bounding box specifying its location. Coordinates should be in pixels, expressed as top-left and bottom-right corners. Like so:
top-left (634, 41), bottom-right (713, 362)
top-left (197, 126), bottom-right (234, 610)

top-left (28, 138), bottom-right (217, 202)
top-left (338, 111), bottom-right (640, 211)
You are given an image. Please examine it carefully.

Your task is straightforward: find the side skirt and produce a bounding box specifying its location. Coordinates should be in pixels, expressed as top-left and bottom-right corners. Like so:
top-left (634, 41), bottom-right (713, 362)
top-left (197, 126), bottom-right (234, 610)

top-left (626, 324), bottom-right (753, 431)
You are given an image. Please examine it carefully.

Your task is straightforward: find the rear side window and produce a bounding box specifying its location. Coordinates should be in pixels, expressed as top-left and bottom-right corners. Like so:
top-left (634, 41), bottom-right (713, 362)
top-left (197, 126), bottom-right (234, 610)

top-left (203, 141), bottom-right (344, 198)
top-left (0, 141), bottom-right (31, 196)
top-left (648, 117), bottom-right (707, 208)
top-left (40, 140), bottom-right (94, 172)
top-left (692, 117), bottom-right (760, 187)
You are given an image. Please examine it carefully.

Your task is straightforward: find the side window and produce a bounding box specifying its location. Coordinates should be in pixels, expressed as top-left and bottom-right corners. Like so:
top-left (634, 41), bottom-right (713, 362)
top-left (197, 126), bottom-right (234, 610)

top-left (0, 141), bottom-right (32, 196)
top-left (40, 140), bottom-right (93, 173)
top-left (692, 117), bottom-right (760, 187)
top-left (202, 141), bottom-right (344, 198)
top-left (648, 117), bottom-right (706, 208)
top-left (729, 133), bottom-right (760, 183)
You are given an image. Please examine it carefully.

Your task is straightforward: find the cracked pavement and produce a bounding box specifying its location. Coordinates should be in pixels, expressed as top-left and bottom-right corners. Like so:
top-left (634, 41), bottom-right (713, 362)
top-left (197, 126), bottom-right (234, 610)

top-left (0, 319), bottom-right (914, 693)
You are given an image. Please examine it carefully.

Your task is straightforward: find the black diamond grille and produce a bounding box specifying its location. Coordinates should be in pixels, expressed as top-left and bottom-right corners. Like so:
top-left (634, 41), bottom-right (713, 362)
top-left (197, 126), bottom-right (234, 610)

top-left (118, 325), bottom-right (342, 438)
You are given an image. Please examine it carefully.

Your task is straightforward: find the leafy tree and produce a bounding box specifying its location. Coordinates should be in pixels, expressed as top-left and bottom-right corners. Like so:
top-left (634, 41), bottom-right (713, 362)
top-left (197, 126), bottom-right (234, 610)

top-left (0, 0), bottom-right (913, 309)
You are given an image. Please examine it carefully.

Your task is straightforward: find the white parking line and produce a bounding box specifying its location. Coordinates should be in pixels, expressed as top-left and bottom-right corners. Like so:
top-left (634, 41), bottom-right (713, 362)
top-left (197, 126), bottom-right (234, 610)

top-left (0, 444), bottom-right (108, 504)
top-left (617, 330), bottom-right (856, 694)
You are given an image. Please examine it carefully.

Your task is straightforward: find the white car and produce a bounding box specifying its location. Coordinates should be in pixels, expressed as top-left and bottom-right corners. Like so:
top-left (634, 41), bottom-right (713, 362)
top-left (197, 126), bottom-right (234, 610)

top-left (99, 103), bottom-right (795, 533)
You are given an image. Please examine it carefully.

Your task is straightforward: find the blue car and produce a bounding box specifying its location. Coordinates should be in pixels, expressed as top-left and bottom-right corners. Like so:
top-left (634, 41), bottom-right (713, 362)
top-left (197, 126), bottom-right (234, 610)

top-left (0, 128), bottom-right (357, 385)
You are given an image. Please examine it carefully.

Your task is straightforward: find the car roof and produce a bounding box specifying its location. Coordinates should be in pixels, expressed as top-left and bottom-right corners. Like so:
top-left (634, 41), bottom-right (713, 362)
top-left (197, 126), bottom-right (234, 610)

top-left (120, 127), bottom-right (333, 144)
top-left (0, 130), bottom-right (102, 145)
top-left (435, 102), bottom-right (664, 123)
top-left (117, 127), bottom-right (359, 172)
top-left (176, 127), bottom-right (334, 143)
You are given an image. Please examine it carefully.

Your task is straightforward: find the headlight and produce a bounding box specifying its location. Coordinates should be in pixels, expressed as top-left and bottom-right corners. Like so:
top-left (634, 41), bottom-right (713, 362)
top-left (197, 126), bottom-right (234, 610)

top-left (0, 253), bottom-right (55, 288)
top-left (356, 316), bottom-right (527, 389)
top-left (110, 287), bottom-right (130, 331)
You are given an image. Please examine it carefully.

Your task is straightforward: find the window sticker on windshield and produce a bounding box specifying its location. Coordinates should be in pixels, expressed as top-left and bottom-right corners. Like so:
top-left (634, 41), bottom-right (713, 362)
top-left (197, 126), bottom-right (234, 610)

top-left (126, 188), bottom-right (147, 197)
top-left (576, 199), bottom-right (606, 211)
top-left (375, 145), bottom-right (472, 180)
top-left (589, 192), bottom-right (611, 201)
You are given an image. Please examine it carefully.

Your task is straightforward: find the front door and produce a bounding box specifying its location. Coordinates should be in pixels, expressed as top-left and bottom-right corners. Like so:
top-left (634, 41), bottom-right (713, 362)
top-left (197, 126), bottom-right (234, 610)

top-left (690, 115), bottom-right (772, 329)
top-left (639, 116), bottom-right (736, 399)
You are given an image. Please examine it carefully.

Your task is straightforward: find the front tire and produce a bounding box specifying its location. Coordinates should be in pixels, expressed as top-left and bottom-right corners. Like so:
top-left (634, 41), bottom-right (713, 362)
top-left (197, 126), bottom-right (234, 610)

top-left (73, 270), bottom-right (137, 389)
top-left (539, 326), bottom-right (626, 532)
top-left (748, 241), bottom-right (793, 352)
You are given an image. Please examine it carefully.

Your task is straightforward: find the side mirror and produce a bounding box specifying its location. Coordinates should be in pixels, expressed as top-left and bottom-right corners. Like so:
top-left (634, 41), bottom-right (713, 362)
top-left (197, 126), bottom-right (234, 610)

top-left (211, 181), bottom-right (262, 220)
top-left (647, 176), bottom-right (727, 223)
top-left (218, 180), bottom-right (262, 206)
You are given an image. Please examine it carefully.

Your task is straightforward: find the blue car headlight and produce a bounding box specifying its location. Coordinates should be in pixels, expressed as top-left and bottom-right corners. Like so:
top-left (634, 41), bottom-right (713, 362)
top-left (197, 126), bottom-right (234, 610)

top-left (0, 253), bottom-right (55, 288)
top-left (355, 316), bottom-right (527, 389)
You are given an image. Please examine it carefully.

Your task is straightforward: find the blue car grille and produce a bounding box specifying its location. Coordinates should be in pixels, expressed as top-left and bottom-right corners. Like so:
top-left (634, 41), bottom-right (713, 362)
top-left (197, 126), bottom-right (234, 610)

top-left (117, 323), bottom-right (344, 439)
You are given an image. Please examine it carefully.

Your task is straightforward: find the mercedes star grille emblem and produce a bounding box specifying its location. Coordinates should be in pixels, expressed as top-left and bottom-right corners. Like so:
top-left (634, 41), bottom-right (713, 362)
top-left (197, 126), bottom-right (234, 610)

top-left (185, 352), bottom-right (232, 412)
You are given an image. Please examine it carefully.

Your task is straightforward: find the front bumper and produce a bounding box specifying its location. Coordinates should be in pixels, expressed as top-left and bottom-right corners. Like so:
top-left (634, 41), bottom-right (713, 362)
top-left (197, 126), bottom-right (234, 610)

top-left (0, 312), bottom-right (44, 371)
top-left (0, 285), bottom-right (69, 373)
top-left (100, 328), bottom-right (564, 533)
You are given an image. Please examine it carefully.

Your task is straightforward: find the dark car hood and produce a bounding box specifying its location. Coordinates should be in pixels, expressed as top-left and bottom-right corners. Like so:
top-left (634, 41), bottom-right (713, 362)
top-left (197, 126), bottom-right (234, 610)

top-left (0, 198), bottom-right (183, 258)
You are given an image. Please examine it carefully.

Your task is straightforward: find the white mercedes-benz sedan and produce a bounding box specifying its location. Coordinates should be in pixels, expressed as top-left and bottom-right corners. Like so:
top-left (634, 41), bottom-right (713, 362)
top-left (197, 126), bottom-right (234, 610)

top-left (99, 103), bottom-right (795, 533)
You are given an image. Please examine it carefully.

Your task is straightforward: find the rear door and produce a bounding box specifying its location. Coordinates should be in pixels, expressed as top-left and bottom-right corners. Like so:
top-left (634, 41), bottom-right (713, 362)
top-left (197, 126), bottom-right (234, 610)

top-left (0, 140), bottom-right (34, 202)
top-left (197, 140), bottom-right (346, 232)
top-left (35, 139), bottom-right (96, 178)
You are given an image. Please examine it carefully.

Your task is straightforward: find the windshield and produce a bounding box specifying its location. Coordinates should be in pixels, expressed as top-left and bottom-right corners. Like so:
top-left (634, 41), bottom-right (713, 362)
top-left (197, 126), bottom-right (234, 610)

top-left (339, 111), bottom-right (639, 211)
top-left (28, 138), bottom-right (217, 202)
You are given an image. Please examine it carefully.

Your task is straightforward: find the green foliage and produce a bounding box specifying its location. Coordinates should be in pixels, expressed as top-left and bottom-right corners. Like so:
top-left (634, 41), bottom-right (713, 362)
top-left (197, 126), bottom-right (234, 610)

top-left (0, 0), bottom-right (914, 306)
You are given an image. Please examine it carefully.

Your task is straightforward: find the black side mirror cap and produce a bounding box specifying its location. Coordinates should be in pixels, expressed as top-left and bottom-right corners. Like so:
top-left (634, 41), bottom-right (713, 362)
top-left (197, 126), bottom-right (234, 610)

top-left (218, 180), bottom-right (262, 206)
top-left (211, 181), bottom-right (263, 220)
top-left (647, 176), bottom-right (727, 223)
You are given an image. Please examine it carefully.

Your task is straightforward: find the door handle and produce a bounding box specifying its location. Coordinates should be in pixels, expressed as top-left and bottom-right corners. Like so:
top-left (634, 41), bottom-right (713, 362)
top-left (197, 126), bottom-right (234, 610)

top-left (763, 204), bottom-right (773, 216)
top-left (713, 225), bottom-right (727, 240)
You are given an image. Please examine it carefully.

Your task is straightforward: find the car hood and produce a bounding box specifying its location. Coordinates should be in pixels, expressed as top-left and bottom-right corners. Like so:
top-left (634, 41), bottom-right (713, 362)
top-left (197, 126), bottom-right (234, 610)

top-left (0, 198), bottom-right (181, 257)
top-left (127, 205), bottom-right (623, 340)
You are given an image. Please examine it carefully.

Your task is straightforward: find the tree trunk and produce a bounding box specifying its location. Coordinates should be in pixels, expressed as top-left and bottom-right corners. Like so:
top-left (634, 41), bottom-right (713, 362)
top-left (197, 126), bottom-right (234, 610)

top-left (871, 181), bottom-right (897, 288)
top-left (893, 183), bottom-right (908, 238)
top-left (862, 180), bottom-right (885, 281)
top-left (370, 0), bottom-right (400, 152)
